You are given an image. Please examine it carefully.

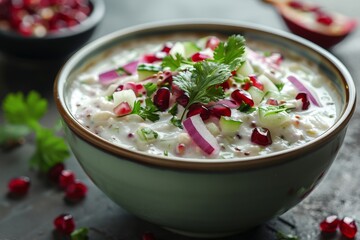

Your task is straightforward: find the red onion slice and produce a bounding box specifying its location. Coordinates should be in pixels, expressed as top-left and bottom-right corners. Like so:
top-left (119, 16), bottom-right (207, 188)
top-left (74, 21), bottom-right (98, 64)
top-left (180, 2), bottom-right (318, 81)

top-left (183, 114), bottom-right (220, 155)
top-left (287, 75), bottom-right (321, 107)
top-left (98, 60), bottom-right (139, 85)
top-left (122, 60), bottom-right (139, 75)
top-left (98, 70), bottom-right (122, 85)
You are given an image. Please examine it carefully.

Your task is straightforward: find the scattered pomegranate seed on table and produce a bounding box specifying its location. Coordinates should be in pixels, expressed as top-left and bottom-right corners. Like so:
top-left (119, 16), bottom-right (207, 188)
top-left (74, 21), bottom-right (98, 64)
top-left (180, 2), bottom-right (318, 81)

top-left (47, 163), bottom-right (66, 183)
top-left (319, 215), bottom-right (340, 233)
top-left (54, 213), bottom-right (76, 235)
top-left (7, 176), bottom-right (31, 196)
top-left (65, 180), bottom-right (88, 202)
top-left (142, 232), bottom-right (156, 240)
top-left (339, 217), bottom-right (358, 239)
top-left (59, 170), bottom-right (76, 189)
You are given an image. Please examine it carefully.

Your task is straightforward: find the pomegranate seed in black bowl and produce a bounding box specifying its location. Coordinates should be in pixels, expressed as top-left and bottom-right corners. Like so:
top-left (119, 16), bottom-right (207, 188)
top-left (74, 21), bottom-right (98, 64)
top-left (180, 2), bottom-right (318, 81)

top-left (0, 0), bottom-right (105, 59)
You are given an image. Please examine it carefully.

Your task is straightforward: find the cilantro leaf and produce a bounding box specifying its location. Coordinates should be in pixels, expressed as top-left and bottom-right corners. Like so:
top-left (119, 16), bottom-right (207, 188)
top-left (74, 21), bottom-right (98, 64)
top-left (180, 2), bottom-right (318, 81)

top-left (144, 82), bottom-right (157, 97)
top-left (0, 124), bottom-right (30, 146)
top-left (238, 102), bottom-right (256, 113)
top-left (213, 35), bottom-right (246, 71)
top-left (71, 227), bottom-right (89, 240)
top-left (131, 99), bottom-right (160, 122)
top-left (276, 83), bottom-right (285, 91)
top-left (259, 105), bottom-right (290, 116)
top-left (161, 53), bottom-right (187, 71)
top-left (168, 103), bottom-right (178, 116)
top-left (170, 117), bottom-right (182, 128)
top-left (276, 231), bottom-right (299, 240)
top-left (30, 128), bottom-right (70, 172)
top-left (174, 61), bottom-right (231, 120)
top-left (2, 91), bottom-right (47, 127)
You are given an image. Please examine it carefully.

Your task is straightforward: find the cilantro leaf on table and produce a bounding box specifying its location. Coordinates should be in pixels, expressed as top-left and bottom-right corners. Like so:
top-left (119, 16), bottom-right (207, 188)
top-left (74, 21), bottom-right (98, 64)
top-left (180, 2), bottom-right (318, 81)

top-left (1, 91), bottom-right (70, 172)
top-left (174, 61), bottom-right (231, 120)
top-left (71, 227), bottom-right (89, 240)
top-left (0, 124), bottom-right (31, 145)
top-left (132, 99), bottom-right (160, 122)
top-left (213, 34), bottom-right (246, 71)
top-left (2, 91), bottom-right (47, 128)
top-left (30, 128), bottom-right (70, 172)
top-left (276, 231), bottom-right (299, 240)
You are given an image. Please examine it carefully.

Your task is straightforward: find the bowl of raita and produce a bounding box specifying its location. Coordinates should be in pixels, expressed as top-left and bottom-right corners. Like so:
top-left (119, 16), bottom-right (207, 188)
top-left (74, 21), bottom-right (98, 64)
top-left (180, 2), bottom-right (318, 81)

top-left (54, 20), bottom-right (356, 237)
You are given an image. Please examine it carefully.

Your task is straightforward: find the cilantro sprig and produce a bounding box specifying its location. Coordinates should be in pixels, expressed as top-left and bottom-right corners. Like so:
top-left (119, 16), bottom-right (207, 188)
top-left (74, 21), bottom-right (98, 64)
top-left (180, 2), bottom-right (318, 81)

top-left (1, 91), bottom-right (70, 172)
top-left (131, 98), bottom-right (160, 122)
top-left (173, 61), bottom-right (232, 120)
top-left (212, 34), bottom-right (246, 71)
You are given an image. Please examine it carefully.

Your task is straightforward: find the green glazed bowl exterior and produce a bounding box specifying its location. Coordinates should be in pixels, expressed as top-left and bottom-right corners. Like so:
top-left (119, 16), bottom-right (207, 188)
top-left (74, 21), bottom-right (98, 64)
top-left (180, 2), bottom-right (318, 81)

top-left (54, 20), bottom-right (356, 237)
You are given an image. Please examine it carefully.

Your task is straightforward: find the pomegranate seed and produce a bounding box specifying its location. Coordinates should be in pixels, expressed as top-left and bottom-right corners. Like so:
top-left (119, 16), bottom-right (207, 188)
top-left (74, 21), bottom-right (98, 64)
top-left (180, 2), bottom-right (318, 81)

top-left (153, 87), bottom-right (170, 111)
top-left (160, 42), bottom-right (173, 53)
top-left (54, 213), bottom-right (75, 235)
top-left (47, 163), bottom-right (65, 183)
top-left (249, 75), bottom-right (264, 91)
top-left (339, 217), bottom-right (358, 239)
top-left (135, 83), bottom-right (147, 96)
top-left (288, 1), bottom-right (305, 10)
top-left (210, 104), bottom-right (231, 118)
top-left (8, 176), bottom-right (31, 196)
top-left (65, 180), bottom-right (87, 202)
top-left (295, 93), bottom-right (310, 110)
top-left (191, 52), bottom-right (210, 62)
top-left (142, 53), bottom-right (161, 63)
top-left (316, 13), bottom-right (333, 26)
top-left (59, 170), bottom-right (76, 189)
top-left (114, 102), bottom-right (132, 116)
top-left (205, 36), bottom-right (221, 50)
top-left (266, 98), bottom-right (279, 106)
top-left (176, 93), bottom-right (189, 107)
top-left (319, 215), bottom-right (340, 233)
top-left (251, 127), bottom-right (272, 146)
top-left (231, 89), bottom-right (254, 107)
top-left (142, 232), bottom-right (156, 240)
top-left (176, 143), bottom-right (186, 155)
top-left (241, 81), bottom-right (251, 91)
top-left (219, 79), bottom-right (231, 90)
top-left (186, 104), bottom-right (210, 120)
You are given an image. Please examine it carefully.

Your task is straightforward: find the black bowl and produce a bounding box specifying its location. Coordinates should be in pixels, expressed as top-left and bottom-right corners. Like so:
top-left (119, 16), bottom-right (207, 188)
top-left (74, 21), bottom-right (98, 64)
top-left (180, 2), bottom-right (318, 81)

top-left (0, 0), bottom-right (105, 59)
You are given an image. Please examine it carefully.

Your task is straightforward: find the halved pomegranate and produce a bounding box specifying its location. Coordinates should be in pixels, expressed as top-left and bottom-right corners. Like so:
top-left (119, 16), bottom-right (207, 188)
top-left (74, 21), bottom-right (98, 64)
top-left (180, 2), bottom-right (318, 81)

top-left (274, 0), bottom-right (357, 48)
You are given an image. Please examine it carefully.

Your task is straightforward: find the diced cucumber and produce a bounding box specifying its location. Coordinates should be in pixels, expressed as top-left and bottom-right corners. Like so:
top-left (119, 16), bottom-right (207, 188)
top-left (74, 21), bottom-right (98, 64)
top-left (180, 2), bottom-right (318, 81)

top-left (247, 86), bottom-right (264, 105)
top-left (183, 41), bottom-right (201, 58)
top-left (196, 36), bottom-right (209, 49)
top-left (257, 74), bottom-right (278, 92)
top-left (137, 63), bottom-right (162, 80)
top-left (219, 116), bottom-right (242, 136)
top-left (206, 122), bottom-right (220, 136)
top-left (236, 60), bottom-right (254, 77)
top-left (113, 89), bottom-right (136, 107)
top-left (258, 106), bottom-right (290, 128)
top-left (169, 41), bottom-right (201, 58)
top-left (169, 42), bottom-right (186, 57)
top-left (136, 127), bottom-right (159, 143)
